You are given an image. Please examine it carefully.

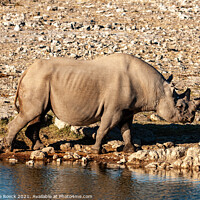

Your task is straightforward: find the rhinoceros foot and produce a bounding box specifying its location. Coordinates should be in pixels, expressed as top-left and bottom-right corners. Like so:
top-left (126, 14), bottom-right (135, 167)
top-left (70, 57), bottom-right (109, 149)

top-left (0, 138), bottom-right (13, 153)
top-left (33, 141), bottom-right (45, 150)
top-left (123, 144), bottom-right (135, 153)
top-left (91, 146), bottom-right (107, 154)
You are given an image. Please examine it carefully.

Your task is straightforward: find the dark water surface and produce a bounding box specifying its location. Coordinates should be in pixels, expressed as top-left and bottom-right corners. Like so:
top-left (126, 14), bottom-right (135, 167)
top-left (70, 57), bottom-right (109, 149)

top-left (0, 161), bottom-right (200, 200)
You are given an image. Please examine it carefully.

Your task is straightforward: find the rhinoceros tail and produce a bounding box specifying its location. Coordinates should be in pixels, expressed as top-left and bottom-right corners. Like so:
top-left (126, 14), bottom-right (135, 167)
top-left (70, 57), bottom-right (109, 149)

top-left (14, 69), bottom-right (28, 113)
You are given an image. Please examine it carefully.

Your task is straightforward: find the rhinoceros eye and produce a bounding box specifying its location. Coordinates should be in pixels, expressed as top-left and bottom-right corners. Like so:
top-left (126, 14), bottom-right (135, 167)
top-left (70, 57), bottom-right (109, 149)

top-left (177, 104), bottom-right (183, 109)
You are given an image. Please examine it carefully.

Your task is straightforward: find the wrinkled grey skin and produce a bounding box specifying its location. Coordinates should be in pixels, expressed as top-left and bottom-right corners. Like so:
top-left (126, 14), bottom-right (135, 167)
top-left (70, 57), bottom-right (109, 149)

top-left (2, 54), bottom-right (200, 153)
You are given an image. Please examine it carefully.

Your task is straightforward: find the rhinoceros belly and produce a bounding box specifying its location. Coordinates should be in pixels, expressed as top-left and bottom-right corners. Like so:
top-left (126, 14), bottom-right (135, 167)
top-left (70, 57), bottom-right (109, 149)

top-left (49, 70), bottom-right (104, 126)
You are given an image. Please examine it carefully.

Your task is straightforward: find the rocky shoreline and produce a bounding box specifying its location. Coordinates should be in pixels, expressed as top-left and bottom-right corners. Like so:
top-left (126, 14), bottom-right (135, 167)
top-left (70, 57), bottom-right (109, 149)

top-left (1, 141), bottom-right (200, 173)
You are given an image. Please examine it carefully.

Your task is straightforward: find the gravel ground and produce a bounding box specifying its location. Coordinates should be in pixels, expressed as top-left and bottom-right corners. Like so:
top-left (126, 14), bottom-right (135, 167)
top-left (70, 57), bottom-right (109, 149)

top-left (0, 0), bottom-right (199, 119)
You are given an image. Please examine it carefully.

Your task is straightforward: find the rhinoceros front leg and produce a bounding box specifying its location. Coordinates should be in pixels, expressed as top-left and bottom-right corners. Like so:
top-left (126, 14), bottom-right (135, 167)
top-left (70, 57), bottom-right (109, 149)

top-left (119, 116), bottom-right (135, 153)
top-left (92, 111), bottom-right (122, 154)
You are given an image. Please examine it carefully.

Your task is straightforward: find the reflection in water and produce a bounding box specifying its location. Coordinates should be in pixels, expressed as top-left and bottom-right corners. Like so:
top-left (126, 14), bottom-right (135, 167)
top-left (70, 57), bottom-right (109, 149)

top-left (0, 161), bottom-right (200, 200)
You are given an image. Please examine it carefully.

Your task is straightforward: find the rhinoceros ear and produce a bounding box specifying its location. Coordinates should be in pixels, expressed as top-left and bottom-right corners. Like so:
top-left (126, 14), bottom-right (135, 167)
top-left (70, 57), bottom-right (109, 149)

top-left (166, 74), bottom-right (173, 84)
top-left (179, 88), bottom-right (191, 101)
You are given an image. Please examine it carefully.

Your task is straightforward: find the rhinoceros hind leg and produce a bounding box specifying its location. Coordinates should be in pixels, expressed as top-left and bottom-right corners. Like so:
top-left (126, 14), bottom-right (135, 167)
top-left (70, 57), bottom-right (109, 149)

top-left (25, 116), bottom-right (44, 150)
top-left (4, 113), bottom-right (38, 151)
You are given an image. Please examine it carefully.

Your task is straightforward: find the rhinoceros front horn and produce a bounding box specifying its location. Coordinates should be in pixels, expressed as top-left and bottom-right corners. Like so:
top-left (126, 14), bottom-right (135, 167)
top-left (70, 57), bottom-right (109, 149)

top-left (194, 98), bottom-right (200, 110)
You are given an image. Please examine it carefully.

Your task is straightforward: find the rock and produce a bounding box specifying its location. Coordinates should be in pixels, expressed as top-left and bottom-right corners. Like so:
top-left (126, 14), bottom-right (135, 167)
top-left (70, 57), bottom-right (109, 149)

top-left (165, 147), bottom-right (186, 160)
top-left (14, 25), bottom-right (21, 31)
top-left (54, 117), bottom-right (67, 129)
top-left (156, 143), bottom-right (165, 149)
top-left (73, 153), bottom-right (81, 159)
top-left (186, 147), bottom-right (200, 157)
top-left (9, 158), bottom-right (18, 164)
top-left (56, 158), bottom-right (62, 165)
top-left (0, 0), bottom-right (200, 172)
top-left (60, 143), bottom-right (71, 151)
top-left (171, 159), bottom-right (183, 168)
top-left (150, 113), bottom-right (163, 121)
top-left (128, 150), bottom-right (149, 162)
top-left (82, 157), bottom-right (88, 163)
top-left (158, 162), bottom-right (168, 169)
top-left (30, 150), bottom-right (46, 160)
top-left (70, 126), bottom-right (80, 133)
top-left (107, 140), bottom-right (124, 149)
top-left (117, 156), bottom-right (126, 164)
top-left (182, 147), bottom-right (200, 169)
top-left (53, 154), bottom-right (58, 160)
top-left (163, 142), bottom-right (174, 148)
top-left (42, 147), bottom-right (55, 154)
top-left (148, 150), bottom-right (159, 160)
top-left (145, 162), bottom-right (158, 169)
top-left (156, 149), bottom-right (166, 160)
top-left (74, 144), bottom-right (82, 151)
top-left (182, 157), bottom-right (193, 169)
top-left (63, 152), bottom-right (73, 159)
top-left (26, 160), bottom-right (34, 167)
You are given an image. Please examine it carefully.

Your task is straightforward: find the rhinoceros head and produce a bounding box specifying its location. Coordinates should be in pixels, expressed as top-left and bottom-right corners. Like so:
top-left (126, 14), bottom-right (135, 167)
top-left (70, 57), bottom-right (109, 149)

top-left (157, 76), bottom-right (200, 123)
top-left (173, 89), bottom-right (200, 123)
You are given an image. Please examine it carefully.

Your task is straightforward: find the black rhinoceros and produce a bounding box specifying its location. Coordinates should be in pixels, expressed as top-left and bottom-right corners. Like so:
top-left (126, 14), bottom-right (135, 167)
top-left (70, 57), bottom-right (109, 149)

top-left (2, 54), bottom-right (200, 153)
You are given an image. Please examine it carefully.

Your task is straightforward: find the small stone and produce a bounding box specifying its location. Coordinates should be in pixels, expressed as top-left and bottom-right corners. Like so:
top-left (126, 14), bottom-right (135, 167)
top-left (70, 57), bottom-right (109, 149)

top-left (42, 147), bottom-right (55, 154)
top-left (70, 126), bottom-right (81, 134)
top-left (26, 160), bottom-right (34, 166)
top-left (30, 150), bottom-right (46, 160)
top-left (159, 162), bottom-right (168, 169)
top-left (148, 150), bottom-right (159, 160)
top-left (117, 157), bottom-right (126, 164)
top-left (74, 144), bottom-right (82, 151)
top-left (163, 142), bottom-right (174, 148)
top-left (47, 6), bottom-right (51, 11)
top-left (63, 153), bottom-right (73, 159)
top-left (53, 154), bottom-right (58, 160)
top-left (156, 143), bottom-right (165, 149)
top-left (182, 159), bottom-right (193, 169)
top-left (60, 143), bottom-right (71, 151)
top-left (82, 157), bottom-right (88, 163)
top-left (171, 159), bottom-right (183, 168)
top-left (54, 117), bottom-right (67, 129)
top-left (145, 162), bottom-right (158, 169)
top-left (14, 25), bottom-right (21, 31)
top-left (73, 153), bottom-right (81, 159)
top-left (128, 150), bottom-right (149, 162)
top-left (56, 158), bottom-right (62, 163)
top-left (150, 113), bottom-right (163, 121)
top-left (9, 158), bottom-right (18, 164)
top-left (166, 147), bottom-right (186, 160)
